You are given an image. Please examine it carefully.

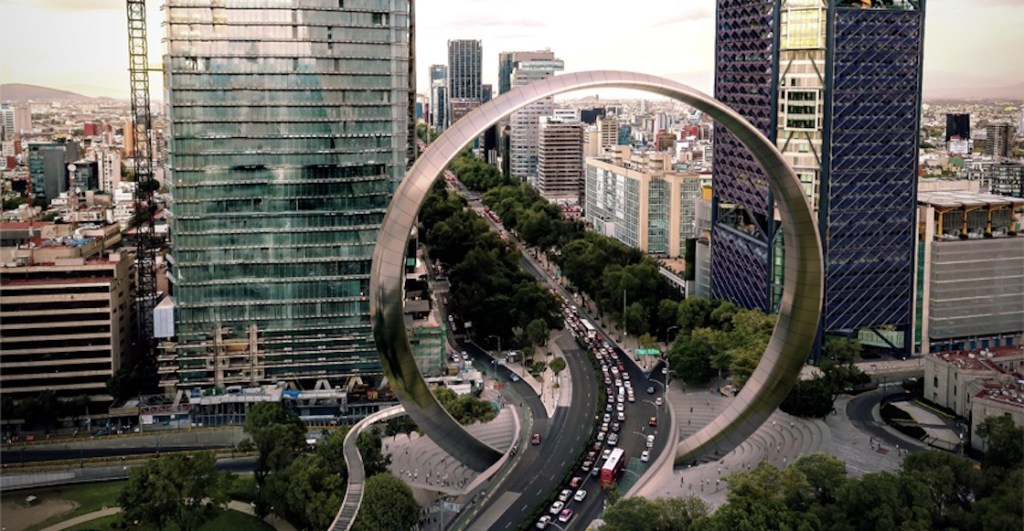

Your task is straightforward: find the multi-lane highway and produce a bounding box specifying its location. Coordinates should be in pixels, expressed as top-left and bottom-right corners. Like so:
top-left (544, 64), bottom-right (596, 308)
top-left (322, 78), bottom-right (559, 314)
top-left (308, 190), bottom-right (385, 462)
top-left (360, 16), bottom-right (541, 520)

top-left (455, 199), bottom-right (671, 529)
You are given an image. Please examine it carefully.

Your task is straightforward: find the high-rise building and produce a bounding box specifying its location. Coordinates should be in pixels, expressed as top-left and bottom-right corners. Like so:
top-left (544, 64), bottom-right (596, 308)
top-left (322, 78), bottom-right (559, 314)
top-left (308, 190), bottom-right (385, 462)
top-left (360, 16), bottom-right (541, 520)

top-left (160, 0), bottom-right (413, 392)
top-left (28, 140), bottom-right (80, 205)
top-left (536, 117), bottom-right (583, 202)
top-left (711, 0), bottom-right (926, 354)
top-left (945, 113), bottom-right (970, 142)
top-left (508, 51), bottom-right (563, 181)
top-left (447, 39), bottom-right (482, 126)
top-left (986, 121), bottom-right (1017, 158)
top-left (429, 64), bottom-right (448, 131)
top-left (597, 116), bottom-right (620, 150)
top-left (0, 104), bottom-right (31, 139)
top-left (95, 148), bottom-right (122, 194)
top-left (586, 147), bottom-right (702, 257)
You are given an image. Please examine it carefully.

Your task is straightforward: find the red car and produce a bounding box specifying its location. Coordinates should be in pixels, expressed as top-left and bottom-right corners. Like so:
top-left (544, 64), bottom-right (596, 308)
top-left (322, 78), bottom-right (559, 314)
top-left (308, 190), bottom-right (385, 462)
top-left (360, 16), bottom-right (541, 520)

top-left (649, 416), bottom-right (658, 427)
top-left (531, 433), bottom-right (542, 445)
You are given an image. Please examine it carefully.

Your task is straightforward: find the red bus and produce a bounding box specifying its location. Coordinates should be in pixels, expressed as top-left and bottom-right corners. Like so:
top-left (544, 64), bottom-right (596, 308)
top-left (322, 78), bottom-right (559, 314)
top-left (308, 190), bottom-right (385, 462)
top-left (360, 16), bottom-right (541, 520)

top-left (599, 447), bottom-right (625, 488)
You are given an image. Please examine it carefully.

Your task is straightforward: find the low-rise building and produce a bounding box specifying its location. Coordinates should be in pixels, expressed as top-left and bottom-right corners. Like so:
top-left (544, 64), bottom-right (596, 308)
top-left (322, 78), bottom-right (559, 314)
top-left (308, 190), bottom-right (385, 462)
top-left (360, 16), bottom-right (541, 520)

top-left (923, 345), bottom-right (1024, 451)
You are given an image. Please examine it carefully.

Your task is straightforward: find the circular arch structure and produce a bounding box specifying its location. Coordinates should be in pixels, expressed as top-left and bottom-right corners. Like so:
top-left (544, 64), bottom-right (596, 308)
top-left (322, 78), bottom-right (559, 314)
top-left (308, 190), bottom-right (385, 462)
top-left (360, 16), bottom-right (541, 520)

top-left (370, 71), bottom-right (823, 472)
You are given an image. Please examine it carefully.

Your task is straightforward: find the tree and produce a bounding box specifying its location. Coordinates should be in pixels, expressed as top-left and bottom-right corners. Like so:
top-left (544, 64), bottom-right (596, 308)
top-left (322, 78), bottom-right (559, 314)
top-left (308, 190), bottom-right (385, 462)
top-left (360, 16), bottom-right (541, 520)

top-left (975, 415), bottom-right (1024, 469)
top-left (526, 318), bottom-right (550, 356)
top-left (823, 336), bottom-right (862, 364)
top-left (709, 462), bottom-right (817, 531)
top-left (549, 356), bottom-right (567, 376)
top-left (244, 401), bottom-right (307, 516)
top-left (351, 473), bottom-right (420, 531)
top-left (433, 387), bottom-right (497, 425)
top-left (267, 452), bottom-right (346, 530)
top-left (119, 451), bottom-right (228, 531)
top-left (357, 430), bottom-right (392, 477)
top-left (789, 453), bottom-right (848, 507)
top-left (669, 328), bottom-right (721, 383)
top-left (780, 376), bottom-right (834, 418)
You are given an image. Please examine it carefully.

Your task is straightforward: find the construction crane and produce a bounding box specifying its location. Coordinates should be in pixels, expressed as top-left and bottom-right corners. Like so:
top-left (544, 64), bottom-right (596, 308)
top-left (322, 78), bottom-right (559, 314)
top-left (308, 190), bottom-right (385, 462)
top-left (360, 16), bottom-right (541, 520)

top-left (126, 0), bottom-right (158, 351)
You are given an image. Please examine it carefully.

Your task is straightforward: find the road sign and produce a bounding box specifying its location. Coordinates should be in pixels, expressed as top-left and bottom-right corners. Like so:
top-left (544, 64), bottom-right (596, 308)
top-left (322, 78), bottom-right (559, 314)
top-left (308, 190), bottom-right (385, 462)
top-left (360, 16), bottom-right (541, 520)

top-left (635, 348), bottom-right (660, 356)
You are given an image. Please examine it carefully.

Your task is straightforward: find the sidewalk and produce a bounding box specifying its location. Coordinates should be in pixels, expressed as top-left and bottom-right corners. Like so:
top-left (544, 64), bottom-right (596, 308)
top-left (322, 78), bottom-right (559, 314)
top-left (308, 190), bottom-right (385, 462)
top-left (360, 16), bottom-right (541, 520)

top-left (36, 500), bottom-right (297, 531)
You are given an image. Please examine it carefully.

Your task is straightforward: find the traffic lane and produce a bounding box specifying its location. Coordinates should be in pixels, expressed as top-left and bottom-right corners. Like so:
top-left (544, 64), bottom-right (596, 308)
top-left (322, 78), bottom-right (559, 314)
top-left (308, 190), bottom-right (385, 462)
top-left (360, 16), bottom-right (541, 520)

top-left (482, 339), bottom-right (597, 529)
top-left (847, 390), bottom-right (927, 452)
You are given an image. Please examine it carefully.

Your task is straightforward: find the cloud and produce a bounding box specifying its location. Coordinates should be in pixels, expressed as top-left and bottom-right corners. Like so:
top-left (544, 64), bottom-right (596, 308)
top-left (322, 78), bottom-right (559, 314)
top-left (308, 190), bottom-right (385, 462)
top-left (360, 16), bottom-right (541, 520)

top-left (653, 6), bottom-right (715, 26)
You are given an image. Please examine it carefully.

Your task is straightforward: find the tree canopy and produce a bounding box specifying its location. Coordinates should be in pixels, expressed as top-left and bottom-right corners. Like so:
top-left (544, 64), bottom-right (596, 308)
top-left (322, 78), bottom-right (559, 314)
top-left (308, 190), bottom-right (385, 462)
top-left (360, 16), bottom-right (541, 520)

top-left (351, 473), bottom-right (421, 531)
top-left (119, 451), bottom-right (228, 531)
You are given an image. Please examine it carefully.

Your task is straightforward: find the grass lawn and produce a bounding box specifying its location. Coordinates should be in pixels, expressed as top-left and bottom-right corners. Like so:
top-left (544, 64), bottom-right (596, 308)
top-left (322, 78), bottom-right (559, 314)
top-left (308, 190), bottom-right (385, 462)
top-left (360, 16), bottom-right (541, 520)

top-left (24, 481), bottom-right (125, 531)
top-left (64, 508), bottom-right (274, 531)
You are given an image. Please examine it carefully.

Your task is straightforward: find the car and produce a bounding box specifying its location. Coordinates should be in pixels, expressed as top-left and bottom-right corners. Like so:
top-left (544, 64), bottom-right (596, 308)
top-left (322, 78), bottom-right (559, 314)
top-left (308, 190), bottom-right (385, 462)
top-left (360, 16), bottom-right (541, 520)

top-left (603, 413), bottom-right (611, 423)
top-left (611, 422), bottom-right (621, 433)
top-left (591, 466), bottom-right (600, 477)
top-left (605, 403), bottom-right (613, 412)
top-left (581, 460), bottom-right (593, 472)
top-left (608, 433), bottom-right (619, 446)
top-left (574, 489), bottom-right (587, 502)
top-left (647, 386), bottom-right (655, 394)
top-left (549, 501), bottom-right (564, 515)
top-left (451, 353), bottom-right (460, 363)
top-left (617, 411), bottom-right (626, 422)
top-left (597, 431), bottom-right (606, 441)
top-left (627, 393), bottom-right (636, 403)
top-left (617, 394), bottom-right (625, 404)
top-left (646, 434), bottom-right (655, 448)
top-left (558, 508), bottom-right (574, 523)
top-left (616, 402), bottom-right (624, 412)
top-left (641, 450), bottom-right (650, 462)
top-left (663, 367), bottom-right (669, 375)
top-left (536, 515), bottom-right (552, 529)
top-left (586, 450), bottom-right (598, 461)
top-left (510, 373), bottom-right (520, 382)
top-left (623, 372), bottom-right (631, 380)
top-left (602, 448), bottom-right (612, 460)
top-left (592, 441), bottom-right (603, 452)
top-left (558, 489), bottom-right (573, 502)
top-left (531, 433), bottom-right (542, 445)
top-left (649, 416), bottom-right (658, 427)
top-left (655, 397), bottom-right (663, 406)
top-left (569, 476), bottom-right (583, 489)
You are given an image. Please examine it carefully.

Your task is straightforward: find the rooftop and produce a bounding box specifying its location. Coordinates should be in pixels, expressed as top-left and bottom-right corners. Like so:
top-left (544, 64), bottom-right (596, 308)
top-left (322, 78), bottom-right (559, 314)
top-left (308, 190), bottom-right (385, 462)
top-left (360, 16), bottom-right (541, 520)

top-left (930, 345), bottom-right (1024, 373)
top-left (917, 190), bottom-right (1024, 209)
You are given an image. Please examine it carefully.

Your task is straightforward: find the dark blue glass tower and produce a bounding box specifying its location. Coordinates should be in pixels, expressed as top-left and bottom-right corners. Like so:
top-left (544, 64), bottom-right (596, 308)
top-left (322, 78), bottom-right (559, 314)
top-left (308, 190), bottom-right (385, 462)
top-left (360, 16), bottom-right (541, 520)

top-left (711, 0), bottom-right (925, 354)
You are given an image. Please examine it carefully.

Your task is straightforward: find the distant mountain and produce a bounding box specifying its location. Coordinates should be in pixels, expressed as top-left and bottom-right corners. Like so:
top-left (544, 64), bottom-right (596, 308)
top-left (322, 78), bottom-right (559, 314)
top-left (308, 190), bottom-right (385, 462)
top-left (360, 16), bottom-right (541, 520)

top-left (0, 84), bottom-right (116, 102)
top-left (923, 81), bottom-right (1024, 102)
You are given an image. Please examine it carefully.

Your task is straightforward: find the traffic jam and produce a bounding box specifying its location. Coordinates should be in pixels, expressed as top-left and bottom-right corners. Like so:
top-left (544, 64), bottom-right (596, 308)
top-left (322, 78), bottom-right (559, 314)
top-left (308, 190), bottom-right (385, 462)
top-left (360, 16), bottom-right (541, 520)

top-left (534, 302), bottom-right (659, 529)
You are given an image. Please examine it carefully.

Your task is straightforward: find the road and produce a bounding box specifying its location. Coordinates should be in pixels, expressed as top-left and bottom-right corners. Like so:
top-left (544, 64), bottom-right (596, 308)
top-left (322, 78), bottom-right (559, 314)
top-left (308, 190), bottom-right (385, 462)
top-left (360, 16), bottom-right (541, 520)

top-left (459, 213), bottom-right (670, 529)
top-left (846, 389), bottom-right (928, 452)
top-left (1, 443), bottom-right (234, 464)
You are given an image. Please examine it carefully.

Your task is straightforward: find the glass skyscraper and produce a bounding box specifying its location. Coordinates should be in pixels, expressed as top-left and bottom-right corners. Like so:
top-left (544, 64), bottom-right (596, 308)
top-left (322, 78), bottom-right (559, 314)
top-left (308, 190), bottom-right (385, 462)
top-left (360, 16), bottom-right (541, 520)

top-left (160, 0), bottom-right (412, 390)
top-left (711, 0), bottom-right (925, 354)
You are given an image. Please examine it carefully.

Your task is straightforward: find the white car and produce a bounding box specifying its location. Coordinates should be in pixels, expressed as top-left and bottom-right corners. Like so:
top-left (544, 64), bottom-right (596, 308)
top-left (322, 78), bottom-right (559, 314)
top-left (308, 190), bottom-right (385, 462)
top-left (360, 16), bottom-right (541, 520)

top-left (655, 397), bottom-right (663, 406)
top-left (536, 515), bottom-right (552, 529)
top-left (617, 411), bottom-right (626, 422)
top-left (616, 402), bottom-right (625, 412)
top-left (558, 489), bottom-right (572, 502)
top-left (641, 450), bottom-right (651, 462)
top-left (574, 489), bottom-right (587, 502)
top-left (646, 434), bottom-right (655, 448)
top-left (549, 501), bottom-right (564, 515)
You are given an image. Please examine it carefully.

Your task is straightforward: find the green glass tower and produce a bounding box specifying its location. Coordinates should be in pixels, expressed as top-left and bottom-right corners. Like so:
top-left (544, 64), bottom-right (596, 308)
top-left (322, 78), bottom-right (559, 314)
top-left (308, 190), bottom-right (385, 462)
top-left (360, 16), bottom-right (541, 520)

top-left (160, 0), bottom-right (412, 390)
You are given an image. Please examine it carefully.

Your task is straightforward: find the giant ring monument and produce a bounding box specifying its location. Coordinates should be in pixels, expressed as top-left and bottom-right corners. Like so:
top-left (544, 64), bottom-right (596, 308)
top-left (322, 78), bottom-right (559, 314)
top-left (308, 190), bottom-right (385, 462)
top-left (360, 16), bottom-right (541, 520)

top-left (369, 71), bottom-right (823, 472)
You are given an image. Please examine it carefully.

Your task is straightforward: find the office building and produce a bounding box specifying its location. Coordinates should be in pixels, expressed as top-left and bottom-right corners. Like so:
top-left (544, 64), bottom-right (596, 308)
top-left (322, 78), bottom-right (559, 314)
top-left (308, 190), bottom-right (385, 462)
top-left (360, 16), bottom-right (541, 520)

top-left (597, 116), bottom-right (620, 150)
top-left (70, 159), bottom-right (99, 192)
top-left (508, 51), bottom-right (563, 181)
top-left (986, 121), bottom-right (1017, 158)
top-left (945, 113), bottom-right (970, 142)
top-left (447, 39), bottom-right (482, 126)
top-left (0, 104), bottom-right (31, 139)
top-left (984, 161), bottom-right (1024, 198)
top-left (586, 147), bottom-right (702, 257)
top-left (429, 64), bottom-right (448, 131)
top-left (0, 231), bottom-right (132, 403)
top-left (915, 190), bottom-right (1023, 355)
top-left (95, 148), bottom-right (122, 194)
top-left (536, 118), bottom-right (583, 202)
top-left (28, 140), bottom-right (81, 205)
top-left (160, 0), bottom-right (413, 392)
top-left (711, 0), bottom-right (925, 354)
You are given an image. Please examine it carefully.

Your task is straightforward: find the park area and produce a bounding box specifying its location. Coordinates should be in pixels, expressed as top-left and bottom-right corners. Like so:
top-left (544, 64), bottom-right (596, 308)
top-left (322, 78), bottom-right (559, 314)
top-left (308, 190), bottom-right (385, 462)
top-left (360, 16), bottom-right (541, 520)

top-left (0, 480), bottom-right (273, 531)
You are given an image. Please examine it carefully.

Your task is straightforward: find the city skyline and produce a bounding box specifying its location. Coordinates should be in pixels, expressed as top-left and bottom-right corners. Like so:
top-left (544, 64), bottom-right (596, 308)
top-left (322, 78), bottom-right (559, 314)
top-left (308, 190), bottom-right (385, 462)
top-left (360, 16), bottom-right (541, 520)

top-left (0, 0), bottom-right (1021, 101)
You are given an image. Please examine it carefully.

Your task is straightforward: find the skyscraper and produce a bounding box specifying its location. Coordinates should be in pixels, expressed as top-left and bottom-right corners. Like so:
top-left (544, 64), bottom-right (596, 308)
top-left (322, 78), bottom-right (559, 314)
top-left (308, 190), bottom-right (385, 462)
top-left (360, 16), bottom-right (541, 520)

top-left (537, 117), bottom-right (583, 202)
top-left (160, 0), bottom-right (413, 391)
top-left (508, 51), bottom-right (563, 181)
top-left (429, 64), bottom-right (448, 131)
top-left (446, 39), bottom-right (482, 126)
top-left (986, 122), bottom-right (1017, 158)
top-left (711, 0), bottom-right (926, 354)
top-left (28, 140), bottom-right (80, 205)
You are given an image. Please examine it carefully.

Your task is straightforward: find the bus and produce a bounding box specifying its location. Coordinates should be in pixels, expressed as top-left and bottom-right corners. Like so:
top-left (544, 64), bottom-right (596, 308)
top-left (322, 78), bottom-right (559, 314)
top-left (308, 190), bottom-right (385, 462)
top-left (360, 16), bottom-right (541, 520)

top-left (581, 319), bottom-right (597, 339)
top-left (599, 447), bottom-right (626, 488)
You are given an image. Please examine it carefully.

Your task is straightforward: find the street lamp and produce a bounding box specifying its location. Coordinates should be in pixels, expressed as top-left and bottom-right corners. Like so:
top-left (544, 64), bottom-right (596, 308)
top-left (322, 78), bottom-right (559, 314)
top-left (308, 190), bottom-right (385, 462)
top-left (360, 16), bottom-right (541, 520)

top-left (664, 325), bottom-right (680, 345)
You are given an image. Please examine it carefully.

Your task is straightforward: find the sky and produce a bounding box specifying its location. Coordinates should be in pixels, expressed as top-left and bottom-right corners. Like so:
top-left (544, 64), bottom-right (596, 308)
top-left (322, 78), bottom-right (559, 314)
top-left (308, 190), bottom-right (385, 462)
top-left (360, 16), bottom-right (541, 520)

top-left (1, 0), bottom-right (1021, 100)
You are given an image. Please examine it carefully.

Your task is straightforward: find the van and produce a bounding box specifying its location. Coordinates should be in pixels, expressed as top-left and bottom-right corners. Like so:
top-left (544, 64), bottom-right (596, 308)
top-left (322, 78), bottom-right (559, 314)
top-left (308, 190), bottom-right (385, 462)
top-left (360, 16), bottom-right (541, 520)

top-left (646, 434), bottom-right (655, 448)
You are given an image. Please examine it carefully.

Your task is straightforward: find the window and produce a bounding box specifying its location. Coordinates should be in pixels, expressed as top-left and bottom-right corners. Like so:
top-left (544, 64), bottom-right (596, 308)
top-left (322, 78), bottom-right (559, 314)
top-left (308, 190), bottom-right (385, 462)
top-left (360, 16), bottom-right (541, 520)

top-left (933, 376), bottom-right (938, 388)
